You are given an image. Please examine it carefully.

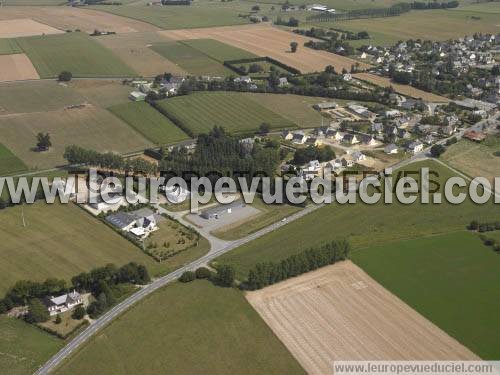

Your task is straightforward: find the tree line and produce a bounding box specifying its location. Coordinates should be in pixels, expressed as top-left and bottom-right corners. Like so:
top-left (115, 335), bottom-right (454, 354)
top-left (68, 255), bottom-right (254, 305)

top-left (63, 145), bottom-right (157, 175)
top-left (293, 145), bottom-right (336, 165)
top-left (244, 240), bottom-right (350, 290)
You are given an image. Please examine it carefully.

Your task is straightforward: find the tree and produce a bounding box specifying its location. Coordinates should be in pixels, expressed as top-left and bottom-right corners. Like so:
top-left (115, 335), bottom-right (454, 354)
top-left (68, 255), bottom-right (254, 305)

top-left (251, 5), bottom-right (260, 11)
top-left (26, 298), bottom-right (49, 323)
top-left (179, 271), bottom-right (196, 283)
top-left (259, 122), bottom-right (271, 135)
top-left (290, 41), bottom-right (298, 53)
top-left (55, 314), bottom-right (62, 324)
top-left (58, 71), bottom-right (72, 82)
top-left (36, 132), bottom-right (52, 152)
top-left (72, 305), bottom-right (86, 320)
top-left (195, 267), bottom-right (212, 279)
top-left (216, 265), bottom-right (235, 287)
top-left (430, 144), bottom-right (446, 158)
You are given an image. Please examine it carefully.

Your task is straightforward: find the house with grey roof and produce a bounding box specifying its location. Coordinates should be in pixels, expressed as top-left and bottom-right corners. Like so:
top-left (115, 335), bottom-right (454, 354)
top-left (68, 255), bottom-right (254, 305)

top-left (44, 291), bottom-right (83, 316)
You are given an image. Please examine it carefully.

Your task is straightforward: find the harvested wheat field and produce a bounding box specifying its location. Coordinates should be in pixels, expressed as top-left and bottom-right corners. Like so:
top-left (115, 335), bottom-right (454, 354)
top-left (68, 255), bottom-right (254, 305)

top-left (0, 18), bottom-right (63, 38)
top-left (247, 261), bottom-right (478, 375)
top-left (354, 72), bottom-right (450, 102)
top-left (0, 54), bottom-right (39, 82)
top-left (96, 32), bottom-right (186, 77)
top-left (163, 24), bottom-right (370, 74)
top-left (0, 7), bottom-right (158, 33)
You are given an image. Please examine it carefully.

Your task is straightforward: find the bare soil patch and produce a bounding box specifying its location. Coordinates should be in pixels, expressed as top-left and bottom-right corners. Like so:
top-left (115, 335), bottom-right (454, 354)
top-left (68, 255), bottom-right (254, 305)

top-left (0, 18), bottom-right (63, 38)
top-left (0, 6), bottom-right (159, 33)
top-left (354, 72), bottom-right (449, 102)
top-left (96, 31), bottom-right (185, 77)
top-left (247, 261), bottom-right (478, 375)
top-left (163, 24), bottom-right (370, 74)
top-left (0, 54), bottom-right (39, 82)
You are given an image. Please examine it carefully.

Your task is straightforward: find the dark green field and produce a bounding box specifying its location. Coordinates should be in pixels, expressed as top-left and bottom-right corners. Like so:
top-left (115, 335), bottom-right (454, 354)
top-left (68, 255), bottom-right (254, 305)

top-left (217, 160), bottom-right (499, 278)
top-left (180, 38), bottom-right (257, 63)
top-left (156, 92), bottom-right (297, 135)
top-left (0, 316), bottom-right (63, 375)
top-left (55, 281), bottom-right (305, 374)
top-left (16, 33), bottom-right (136, 78)
top-left (0, 143), bottom-right (28, 176)
top-left (352, 231), bottom-right (500, 359)
top-left (108, 102), bottom-right (190, 145)
top-left (151, 41), bottom-right (234, 77)
top-left (0, 39), bottom-right (22, 55)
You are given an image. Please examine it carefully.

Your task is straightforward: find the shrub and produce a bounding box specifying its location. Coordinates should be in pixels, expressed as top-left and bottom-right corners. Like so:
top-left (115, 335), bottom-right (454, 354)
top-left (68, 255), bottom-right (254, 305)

top-left (55, 315), bottom-right (62, 324)
top-left (179, 271), bottom-right (196, 283)
top-left (468, 220), bottom-right (479, 230)
top-left (58, 71), bottom-right (73, 82)
top-left (72, 305), bottom-right (86, 320)
top-left (216, 265), bottom-right (235, 287)
top-left (195, 267), bottom-right (212, 279)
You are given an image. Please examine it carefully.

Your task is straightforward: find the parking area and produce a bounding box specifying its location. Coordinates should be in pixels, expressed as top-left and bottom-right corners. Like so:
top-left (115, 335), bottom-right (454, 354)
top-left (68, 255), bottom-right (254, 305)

top-left (185, 203), bottom-right (261, 232)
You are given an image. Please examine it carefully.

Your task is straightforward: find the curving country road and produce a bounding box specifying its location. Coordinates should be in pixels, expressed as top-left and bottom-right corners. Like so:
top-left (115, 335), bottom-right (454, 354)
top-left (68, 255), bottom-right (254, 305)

top-left (34, 203), bottom-right (322, 374)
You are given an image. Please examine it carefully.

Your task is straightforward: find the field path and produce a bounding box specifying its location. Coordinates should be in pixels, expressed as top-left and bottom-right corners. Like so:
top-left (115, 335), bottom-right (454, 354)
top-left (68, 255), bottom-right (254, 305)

top-left (247, 261), bottom-right (479, 375)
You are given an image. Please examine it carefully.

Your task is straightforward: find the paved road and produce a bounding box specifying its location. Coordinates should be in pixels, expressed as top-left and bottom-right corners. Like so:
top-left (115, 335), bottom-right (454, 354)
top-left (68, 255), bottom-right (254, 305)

top-left (34, 203), bottom-right (322, 374)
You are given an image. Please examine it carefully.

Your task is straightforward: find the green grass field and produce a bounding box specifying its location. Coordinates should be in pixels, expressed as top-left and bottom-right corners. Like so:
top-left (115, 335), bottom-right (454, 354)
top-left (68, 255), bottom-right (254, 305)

top-left (0, 316), bottom-right (63, 375)
top-left (3, 0), bottom-right (65, 4)
top-left (156, 92), bottom-right (297, 135)
top-left (313, 9), bottom-right (500, 46)
top-left (108, 102), bottom-right (190, 145)
top-left (0, 39), bottom-right (22, 55)
top-left (0, 106), bottom-right (152, 170)
top-left (216, 160), bottom-right (499, 278)
top-left (16, 32), bottom-right (136, 78)
top-left (0, 202), bottom-right (209, 296)
top-left (180, 38), bottom-right (258, 62)
top-left (151, 41), bottom-right (234, 76)
top-left (0, 81), bottom-right (85, 114)
top-left (0, 143), bottom-right (28, 176)
top-left (442, 137), bottom-right (500, 185)
top-left (88, 2), bottom-right (251, 30)
top-left (352, 231), bottom-right (500, 359)
top-left (55, 280), bottom-right (305, 375)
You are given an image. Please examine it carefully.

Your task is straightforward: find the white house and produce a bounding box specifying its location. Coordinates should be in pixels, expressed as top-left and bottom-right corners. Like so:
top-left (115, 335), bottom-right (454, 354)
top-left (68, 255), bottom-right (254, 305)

top-left (44, 291), bottom-right (83, 316)
top-left (407, 141), bottom-right (424, 154)
top-left (351, 151), bottom-right (366, 162)
top-left (164, 184), bottom-right (190, 204)
top-left (343, 134), bottom-right (359, 144)
top-left (292, 132), bottom-right (308, 144)
top-left (384, 144), bottom-right (398, 154)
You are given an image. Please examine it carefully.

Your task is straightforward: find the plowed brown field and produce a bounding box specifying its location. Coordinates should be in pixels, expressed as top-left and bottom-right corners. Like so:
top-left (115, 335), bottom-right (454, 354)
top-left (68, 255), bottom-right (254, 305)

top-left (0, 54), bottom-right (39, 82)
top-left (0, 7), bottom-right (158, 33)
top-left (247, 261), bottom-right (478, 375)
top-left (163, 24), bottom-right (370, 74)
top-left (0, 18), bottom-right (63, 38)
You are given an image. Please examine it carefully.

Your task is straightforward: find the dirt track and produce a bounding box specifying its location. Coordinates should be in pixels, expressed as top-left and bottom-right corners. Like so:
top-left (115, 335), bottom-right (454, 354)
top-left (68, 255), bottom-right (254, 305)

top-left (0, 18), bottom-right (63, 38)
top-left (0, 6), bottom-right (159, 33)
top-left (0, 54), bottom-right (39, 82)
top-left (163, 24), bottom-right (371, 74)
top-left (247, 261), bottom-right (478, 375)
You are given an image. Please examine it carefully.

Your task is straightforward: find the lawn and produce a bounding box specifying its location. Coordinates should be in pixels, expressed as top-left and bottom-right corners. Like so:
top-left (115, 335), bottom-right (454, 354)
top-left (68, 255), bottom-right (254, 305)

top-left (0, 39), bottom-right (22, 55)
top-left (216, 160), bottom-right (499, 279)
top-left (352, 231), bottom-right (500, 359)
top-left (108, 102), bottom-right (190, 145)
top-left (88, 2), bottom-right (250, 30)
top-left (0, 202), bottom-right (209, 296)
top-left (0, 316), bottom-right (63, 375)
top-left (55, 280), bottom-right (305, 375)
top-left (16, 32), bottom-right (136, 78)
top-left (180, 38), bottom-right (258, 62)
top-left (0, 143), bottom-right (28, 176)
top-left (442, 137), bottom-right (500, 185)
top-left (156, 92), bottom-right (297, 135)
top-left (151, 41), bottom-right (234, 76)
top-left (312, 9), bottom-right (500, 46)
top-left (0, 106), bottom-right (152, 169)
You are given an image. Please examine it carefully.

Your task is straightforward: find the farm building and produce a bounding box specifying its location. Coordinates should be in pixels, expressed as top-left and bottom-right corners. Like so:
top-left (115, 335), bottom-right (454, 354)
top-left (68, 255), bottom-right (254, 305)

top-left (313, 102), bottom-right (337, 111)
top-left (200, 200), bottom-right (245, 220)
top-left (129, 91), bottom-right (147, 102)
